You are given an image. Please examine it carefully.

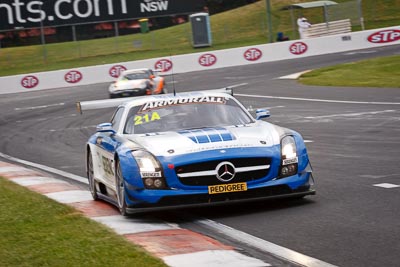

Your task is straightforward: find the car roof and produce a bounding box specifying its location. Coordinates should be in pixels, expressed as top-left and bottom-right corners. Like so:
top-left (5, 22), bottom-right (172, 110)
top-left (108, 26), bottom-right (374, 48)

top-left (122, 68), bottom-right (150, 75)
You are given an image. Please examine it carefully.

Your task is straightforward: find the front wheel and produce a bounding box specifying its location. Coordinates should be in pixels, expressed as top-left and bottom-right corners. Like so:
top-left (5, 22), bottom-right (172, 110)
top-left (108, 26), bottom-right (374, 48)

top-left (87, 152), bottom-right (99, 201)
top-left (115, 161), bottom-right (128, 216)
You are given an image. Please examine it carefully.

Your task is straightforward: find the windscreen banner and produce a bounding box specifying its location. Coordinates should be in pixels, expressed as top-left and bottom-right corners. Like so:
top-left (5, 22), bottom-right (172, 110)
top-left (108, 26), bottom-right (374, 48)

top-left (0, 0), bottom-right (206, 30)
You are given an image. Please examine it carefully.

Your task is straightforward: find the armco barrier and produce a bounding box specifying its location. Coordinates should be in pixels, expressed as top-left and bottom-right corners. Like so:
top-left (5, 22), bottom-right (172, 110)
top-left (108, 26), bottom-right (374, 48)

top-left (1, 26), bottom-right (399, 95)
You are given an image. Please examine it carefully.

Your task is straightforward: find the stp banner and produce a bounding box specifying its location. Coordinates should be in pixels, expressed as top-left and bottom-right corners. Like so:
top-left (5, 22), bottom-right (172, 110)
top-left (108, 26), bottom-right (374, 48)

top-left (0, 0), bottom-right (206, 30)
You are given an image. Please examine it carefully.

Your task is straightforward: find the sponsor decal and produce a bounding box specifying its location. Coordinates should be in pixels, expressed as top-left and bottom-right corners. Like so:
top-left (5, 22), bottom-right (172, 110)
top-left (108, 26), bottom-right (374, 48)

top-left (0, 0), bottom-right (205, 30)
top-left (65, 70), bottom-right (83, 83)
top-left (290, 42), bottom-right (308, 55)
top-left (186, 143), bottom-right (253, 153)
top-left (342, 35), bottom-right (352, 41)
top-left (368, 30), bottom-right (400, 43)
top-left (0, 0), bottom-right (128, 30)
top-left (101, 156), bottom-right (114, 176)
top-left (283, 157), bottom-right (298, 166)
top-left (109, 65), bottom-right (127, 78)
top-left (134, 112), bottom-right (161, 125)
top-left (199, 53), bottom-right (217, 67)
top-left (155, 59), bottom-right (173, 72)
top-left (141, 171), bottom-right (162, 178)
top-left (140, 0), bottom-right (169, 13)
top-left (21, 75), bottom-right (39, 89)
top-left (208, 182), bottom-right (247, 194)
top-left (244, 48), bottom-right (262, 61)
top-left (140, 96), bottom-right (227, 112)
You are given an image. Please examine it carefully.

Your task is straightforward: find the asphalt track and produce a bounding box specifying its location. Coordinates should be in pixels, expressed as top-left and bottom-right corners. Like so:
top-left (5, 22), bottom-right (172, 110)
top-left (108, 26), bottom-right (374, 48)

top-left (1, 44), bottom-right (399, 266)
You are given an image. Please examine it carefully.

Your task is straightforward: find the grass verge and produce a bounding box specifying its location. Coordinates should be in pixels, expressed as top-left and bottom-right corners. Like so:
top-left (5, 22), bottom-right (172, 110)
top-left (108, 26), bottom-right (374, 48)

top-left (299, 55), bottom-right (400, 88)
top-left (0, 177), bottom-right (166, 267)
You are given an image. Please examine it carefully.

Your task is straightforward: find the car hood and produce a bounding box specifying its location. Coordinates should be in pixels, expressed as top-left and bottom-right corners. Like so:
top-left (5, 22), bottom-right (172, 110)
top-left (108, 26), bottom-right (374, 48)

top-left (126, 122), bottom-right (282, 157)
top-left (112, 79), bottom-right (147, 90)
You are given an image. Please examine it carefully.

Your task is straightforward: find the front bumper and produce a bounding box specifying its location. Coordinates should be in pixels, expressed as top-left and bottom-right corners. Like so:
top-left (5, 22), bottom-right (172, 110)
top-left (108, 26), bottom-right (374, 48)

top-left (124, 172), bottom-right (315, 214)
top-left (109, 88), bottom-right (147, 98)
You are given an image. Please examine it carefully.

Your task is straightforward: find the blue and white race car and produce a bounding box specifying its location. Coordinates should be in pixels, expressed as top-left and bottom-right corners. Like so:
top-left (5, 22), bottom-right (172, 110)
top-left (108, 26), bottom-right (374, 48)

top-left (77, 89), bottom-right (315, 215)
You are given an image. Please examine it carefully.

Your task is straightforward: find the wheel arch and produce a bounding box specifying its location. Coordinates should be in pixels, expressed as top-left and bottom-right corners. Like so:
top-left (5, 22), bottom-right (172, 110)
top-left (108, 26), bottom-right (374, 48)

top-left (114, 149), bottom-right (143, 190)
top-left (85, 144), bottom-right (92, 176)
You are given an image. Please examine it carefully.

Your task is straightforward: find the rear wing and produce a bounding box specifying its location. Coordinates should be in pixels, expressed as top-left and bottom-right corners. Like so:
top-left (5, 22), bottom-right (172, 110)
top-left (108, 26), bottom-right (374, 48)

top-left (76, 97), bottom-right (130, 114)
top-left (76, 87), bottom-right (233, 114)
top-left (153, 69), bottom-right (168, 77)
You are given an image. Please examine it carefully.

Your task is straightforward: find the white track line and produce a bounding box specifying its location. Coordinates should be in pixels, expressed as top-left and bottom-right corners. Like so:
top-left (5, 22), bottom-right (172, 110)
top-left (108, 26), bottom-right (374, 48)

top-left (235, 93), bottom-right (400, 105)
top-left (93, 215), bottom-right (180, 235)
top-left (228, 82), bottom-right (248, 88)
top-left (14, 103), bottom-right (65, 111)
top-left (163, 250), bottom-right (270, 267)
top-left (373, 183), bottom-right (400, 189)
top-left (277, 70), bottom-right (311, 80)
top-left (305, 110), bottom-right (397, 119)
top-left (195, 218), bottom-right (337, 267)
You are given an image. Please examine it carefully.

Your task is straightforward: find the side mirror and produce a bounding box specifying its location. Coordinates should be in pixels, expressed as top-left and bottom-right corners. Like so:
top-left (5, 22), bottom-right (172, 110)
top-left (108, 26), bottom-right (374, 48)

top-left (96, 123), bottom-right (116, 134)
top-left (256, 109), bottom-right (270, 120)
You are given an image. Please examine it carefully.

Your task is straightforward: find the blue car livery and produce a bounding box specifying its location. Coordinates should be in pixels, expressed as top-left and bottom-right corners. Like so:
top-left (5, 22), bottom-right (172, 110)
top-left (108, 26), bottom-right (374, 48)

top-left (79, 88), bottom-right (315, 215)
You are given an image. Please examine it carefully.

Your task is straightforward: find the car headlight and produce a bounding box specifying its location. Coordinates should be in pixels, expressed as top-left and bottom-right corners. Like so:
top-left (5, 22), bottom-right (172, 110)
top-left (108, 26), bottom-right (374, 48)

top-left (282, 136), bottom-right (297, 159)
top-left (132, 150), bottom-right (168, 189)
top-left (140, 82), bottom-right (147, 89)
top-left (109, 84), bottom-right (116, 92)
top-left (279, 136), bottom-right (298, 178)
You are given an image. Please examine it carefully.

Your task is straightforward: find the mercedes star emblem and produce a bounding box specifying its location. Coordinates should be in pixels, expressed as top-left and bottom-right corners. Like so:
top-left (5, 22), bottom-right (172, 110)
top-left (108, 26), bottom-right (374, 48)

top-left (216, 161), bottom-right (236, 182)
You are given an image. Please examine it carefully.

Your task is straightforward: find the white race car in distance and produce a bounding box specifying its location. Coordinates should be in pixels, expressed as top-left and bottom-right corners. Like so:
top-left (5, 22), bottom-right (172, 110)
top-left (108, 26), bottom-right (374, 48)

top-left (109, 68), bottom-right (166, 98)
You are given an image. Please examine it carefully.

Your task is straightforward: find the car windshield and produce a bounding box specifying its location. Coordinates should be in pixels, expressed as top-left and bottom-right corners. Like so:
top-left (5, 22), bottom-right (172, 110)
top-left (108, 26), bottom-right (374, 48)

top-left (124, 97), bottom-right (254, 134)
top-left (122, 72), bottom-right (148, 80)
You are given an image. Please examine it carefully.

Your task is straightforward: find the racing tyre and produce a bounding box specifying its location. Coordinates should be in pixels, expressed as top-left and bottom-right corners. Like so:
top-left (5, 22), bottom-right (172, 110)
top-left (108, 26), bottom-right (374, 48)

top-left (115, 161), bottom-right (128, 216)
top-left (87, 152), bottom-right (99, 201)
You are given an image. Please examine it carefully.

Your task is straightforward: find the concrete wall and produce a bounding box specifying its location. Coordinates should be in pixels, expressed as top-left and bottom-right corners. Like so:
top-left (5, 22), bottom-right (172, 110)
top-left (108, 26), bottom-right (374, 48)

top-left (1, 26), bottom-right (399, 94)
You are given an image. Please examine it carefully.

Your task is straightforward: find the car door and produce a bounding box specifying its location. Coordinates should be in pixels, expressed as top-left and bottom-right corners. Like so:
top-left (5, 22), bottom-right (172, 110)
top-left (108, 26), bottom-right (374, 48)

top-left (96, 107), bottom-right (125, 188)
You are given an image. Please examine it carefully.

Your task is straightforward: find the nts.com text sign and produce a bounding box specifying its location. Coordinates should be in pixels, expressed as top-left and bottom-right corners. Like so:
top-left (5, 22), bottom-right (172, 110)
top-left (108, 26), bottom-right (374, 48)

top-left (0, 0), bottom-right (205, 30)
